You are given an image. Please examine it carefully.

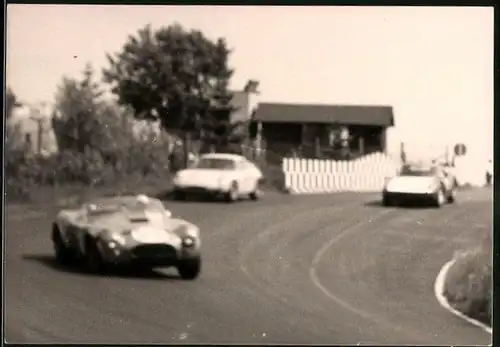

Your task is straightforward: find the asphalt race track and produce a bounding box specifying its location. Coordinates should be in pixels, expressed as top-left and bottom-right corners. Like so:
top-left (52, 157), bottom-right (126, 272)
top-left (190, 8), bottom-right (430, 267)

top-left (5, 188), bottom-right (492, 344)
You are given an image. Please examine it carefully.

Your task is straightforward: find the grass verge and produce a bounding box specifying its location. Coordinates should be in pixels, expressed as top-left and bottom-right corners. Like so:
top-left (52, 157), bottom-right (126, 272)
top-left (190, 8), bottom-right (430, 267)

top-left (6, 174), bottom-right (173, 209)
top-left (443, 229), bottom-right (492, 327)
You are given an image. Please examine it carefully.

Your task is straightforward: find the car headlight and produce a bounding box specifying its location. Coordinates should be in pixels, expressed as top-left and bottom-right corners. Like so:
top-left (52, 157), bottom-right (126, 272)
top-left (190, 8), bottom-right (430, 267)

top-left (109, 232), bottom-right (126, 246)
top-left (182, 236), bottom-right (196, 248)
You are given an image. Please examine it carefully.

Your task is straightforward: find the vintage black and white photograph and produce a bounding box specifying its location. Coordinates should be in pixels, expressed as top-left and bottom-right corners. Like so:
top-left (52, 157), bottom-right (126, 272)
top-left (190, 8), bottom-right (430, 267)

top-left (5, 5), bottom-right (493, 345)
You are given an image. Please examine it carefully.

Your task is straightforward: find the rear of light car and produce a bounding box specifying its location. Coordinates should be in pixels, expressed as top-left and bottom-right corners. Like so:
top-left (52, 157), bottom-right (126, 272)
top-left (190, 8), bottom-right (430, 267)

top-left (382, 177), bottom-right (392, 192)
top-left (172, 173), bottom-right (181, 186)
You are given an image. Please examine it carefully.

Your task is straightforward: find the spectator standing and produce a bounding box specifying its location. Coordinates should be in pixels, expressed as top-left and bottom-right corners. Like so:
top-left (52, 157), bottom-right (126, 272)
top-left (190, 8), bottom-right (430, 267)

top-left (486, 159), bottom-right (493, 186)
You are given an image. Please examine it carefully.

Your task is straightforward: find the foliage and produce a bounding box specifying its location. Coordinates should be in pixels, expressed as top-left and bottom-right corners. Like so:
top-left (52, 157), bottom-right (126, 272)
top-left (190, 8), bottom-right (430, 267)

top-left (6, 143), bottom-right (172, 202)
top-left (103, 23), bottom-right (239, 147)
top-left (51, 63), bottom-right (110, 153)
top-left (200, 107), bottom-right (249, 153)
top-left (5, 117), bottom-right (24, 153)
top-left (6, 24), bottom-right (270, 203)
top-left (6, 64), bottom-right (175, 202)
top-left (5, 87), bottom-right (26, 154)
top-left (6, 86), bottom-right (22, 119)
top-left (444, 230), bottom-right (492, 326)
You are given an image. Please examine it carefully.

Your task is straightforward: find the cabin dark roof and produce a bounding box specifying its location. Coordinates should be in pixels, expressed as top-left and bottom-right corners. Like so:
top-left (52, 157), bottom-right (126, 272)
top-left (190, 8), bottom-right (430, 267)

top-left (253, 102), bottom-right (394, 127)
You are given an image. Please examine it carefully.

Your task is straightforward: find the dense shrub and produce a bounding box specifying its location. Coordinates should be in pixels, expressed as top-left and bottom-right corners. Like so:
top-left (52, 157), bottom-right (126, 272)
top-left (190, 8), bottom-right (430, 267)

top-left (4, 64), bottom-right (178, 204)
top-left (5, 139), bottom-right (172, 202)
top-left (444, 231), bottom-right (492, 326)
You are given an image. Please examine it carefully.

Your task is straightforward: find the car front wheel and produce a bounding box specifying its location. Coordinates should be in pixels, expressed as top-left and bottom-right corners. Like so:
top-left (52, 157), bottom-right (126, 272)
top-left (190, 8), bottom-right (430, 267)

top-left (177, 257), bottom-right (201, 280)
top-left (249, 179), bottom-right (262, 201)
top-left (173, 190), bottom-right (185, 201)
top-left (225, 182), bottom-right (239, 203)
top-left (52, 227), bottom-right (73, 265)
top-left (382, 193), bottom-right (393, 207)
top-left (447, 188), bottom-right (456, 204)
top-left (85, 238), bottom-right (106, 274)
top-left (434, 189), bottom-right (445, 207)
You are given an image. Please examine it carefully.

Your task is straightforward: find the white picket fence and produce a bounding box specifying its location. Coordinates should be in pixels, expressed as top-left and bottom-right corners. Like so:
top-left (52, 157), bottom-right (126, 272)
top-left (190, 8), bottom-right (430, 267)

top-left (282, 152), bottom-right (401, 194)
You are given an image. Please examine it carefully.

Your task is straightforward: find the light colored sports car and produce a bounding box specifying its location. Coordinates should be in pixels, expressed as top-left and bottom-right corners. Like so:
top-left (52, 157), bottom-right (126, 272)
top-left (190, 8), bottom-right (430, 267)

top-left (382, 163), bottom-right (457, 207)
top-left (172, 153), bottom-right (264, 202)
top-left (51, 194), bottom-right (201, 279)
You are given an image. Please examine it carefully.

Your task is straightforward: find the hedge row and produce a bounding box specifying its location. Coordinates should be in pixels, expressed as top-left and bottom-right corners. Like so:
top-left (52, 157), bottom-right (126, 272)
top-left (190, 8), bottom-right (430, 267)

top-left (5, 144), bottom-right (172, 202)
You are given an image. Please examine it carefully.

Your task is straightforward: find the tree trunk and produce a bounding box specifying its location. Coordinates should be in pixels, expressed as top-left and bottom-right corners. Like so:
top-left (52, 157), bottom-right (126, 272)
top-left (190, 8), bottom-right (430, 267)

top-left (183, 131), bottom-right (192, 169)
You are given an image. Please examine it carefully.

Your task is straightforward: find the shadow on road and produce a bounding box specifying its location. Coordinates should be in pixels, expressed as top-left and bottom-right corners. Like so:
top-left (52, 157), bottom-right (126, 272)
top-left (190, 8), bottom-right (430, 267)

top-left (364, 200), bottom-right (440, 210)
top-left (21, 254), bottom-right (182, 281)
top-left (155, 189), bottom-right (216, 203)
top-left (155, 189), bottom-right (257, 204)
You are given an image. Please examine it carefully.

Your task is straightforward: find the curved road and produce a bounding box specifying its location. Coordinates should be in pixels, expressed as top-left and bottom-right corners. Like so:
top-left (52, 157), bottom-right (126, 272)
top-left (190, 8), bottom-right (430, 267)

top-left (5, 189), bottom-right (492, 344)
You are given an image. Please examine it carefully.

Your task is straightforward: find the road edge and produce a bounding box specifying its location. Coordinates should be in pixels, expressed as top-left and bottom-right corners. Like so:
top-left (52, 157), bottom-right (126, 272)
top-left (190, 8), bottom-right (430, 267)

top-left (434, 258), bottom-right (493, 334)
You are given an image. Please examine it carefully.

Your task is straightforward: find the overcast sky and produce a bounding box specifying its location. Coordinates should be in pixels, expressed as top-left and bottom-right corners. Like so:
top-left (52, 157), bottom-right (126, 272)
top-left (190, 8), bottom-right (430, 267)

top-left (7, 5), bottom-right (493, 159)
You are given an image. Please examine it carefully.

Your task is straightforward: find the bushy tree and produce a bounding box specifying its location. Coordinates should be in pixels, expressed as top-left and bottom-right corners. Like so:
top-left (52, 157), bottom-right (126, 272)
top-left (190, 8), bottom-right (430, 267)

top-left (6, 86), bottom-right (22, 119)
top-left (201, 106), bottom-right (249, 153)
top-left (198, 39), bottom-right (248, 152)
top-left (103, 23), bottom-right (238, 165)
top-left (52, 64), bottom-right (135, 154)
top-left (5, 87), bottom-right (23, 151)
top-left (52, 63), bottom-right (108, 153)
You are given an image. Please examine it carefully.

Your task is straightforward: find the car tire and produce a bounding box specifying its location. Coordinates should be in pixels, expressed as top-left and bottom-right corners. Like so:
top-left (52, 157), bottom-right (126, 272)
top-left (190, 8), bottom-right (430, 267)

top-left (177, 257), bottom-right (201, 280)
top-left (447, 188), bottom-right (456, 204)
top-left (434, 189), bottom-right (445, 208)
top-left (225, 182), bottom-right (239, 203)
top-left (52, 226), bottom-right (73, 265)
top-left (382, 195), bottom-right (391, 206)
top-left (85, 237), bottom-right (106, 274)
top-left (173, 190), bottom-right (185, 201)
top-left (249, 179), bottom-right (261, 201)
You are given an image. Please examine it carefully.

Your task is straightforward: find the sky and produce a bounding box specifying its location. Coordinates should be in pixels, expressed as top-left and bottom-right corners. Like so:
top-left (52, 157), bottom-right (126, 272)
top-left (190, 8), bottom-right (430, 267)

top-left (7, 5), bottom-right (494, 159)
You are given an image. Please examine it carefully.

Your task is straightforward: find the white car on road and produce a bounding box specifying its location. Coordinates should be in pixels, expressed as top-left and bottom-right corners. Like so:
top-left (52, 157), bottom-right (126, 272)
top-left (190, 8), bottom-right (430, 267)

top-left (382, 163), bottom-right (457, 207)
top-left (172, 153), bottom-right (264, 202)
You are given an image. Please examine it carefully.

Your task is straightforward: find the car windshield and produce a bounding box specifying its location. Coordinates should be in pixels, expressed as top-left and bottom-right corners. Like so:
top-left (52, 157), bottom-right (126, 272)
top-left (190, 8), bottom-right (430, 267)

top-left (400, 164), bottom-right (437, 177)
top-left (192, 158), bottom-right (236, 170)
top-left (86, 196), bottom-right (163, 215)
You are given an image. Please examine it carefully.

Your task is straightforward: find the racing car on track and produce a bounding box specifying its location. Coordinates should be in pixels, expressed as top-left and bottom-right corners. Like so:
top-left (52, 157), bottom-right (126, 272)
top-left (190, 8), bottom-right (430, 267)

top-left (382, 162), bottom-right (457, 207)
top-left (172, 152), bottom-right (264, 202)
top-left (51, 194), bottom-right (202, 279)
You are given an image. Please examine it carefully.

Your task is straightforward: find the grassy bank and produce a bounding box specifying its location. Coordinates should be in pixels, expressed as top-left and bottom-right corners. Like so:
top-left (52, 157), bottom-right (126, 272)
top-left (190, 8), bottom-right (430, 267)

top-left (6, 174), bottom-right (174, 209)
top-left (443, 228), bottom-right (492, 327)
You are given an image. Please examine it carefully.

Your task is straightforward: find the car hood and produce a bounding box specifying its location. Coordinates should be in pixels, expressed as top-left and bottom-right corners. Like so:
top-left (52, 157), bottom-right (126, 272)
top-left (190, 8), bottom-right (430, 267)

top-left (87, 210), bottom-right (196, 244)
top-left (386, 175), bottom-right (439, 193)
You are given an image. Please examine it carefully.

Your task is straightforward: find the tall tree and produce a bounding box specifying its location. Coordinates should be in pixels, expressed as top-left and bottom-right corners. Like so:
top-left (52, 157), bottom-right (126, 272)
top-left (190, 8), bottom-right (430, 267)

top-left (103, 23), bottom-right (237, 163)
top-left (5, 87), bottom-right (23, 151)
top-left (6, 87), bottom-right (22, 119)
top-left (199, 38), bottom-right (245, 151)
top-left (51, 63), bottom-right (125, 154)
